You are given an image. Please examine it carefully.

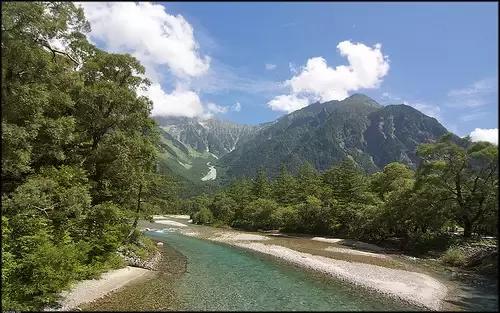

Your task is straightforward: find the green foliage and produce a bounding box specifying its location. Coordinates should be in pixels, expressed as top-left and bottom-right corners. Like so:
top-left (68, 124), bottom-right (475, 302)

top-left (440, 246), bottom-right (467, 267)
top-left (252, 168), bottom-right (271, 199)
top-left (193, 207), bottom-right (214, 225)
top-left (417, 136), bottom-right (498, 238)
top-left (209, 192), bottom-right (237, 224)
top-left (1, 2), bottom-right (175, 310)
top-left (189, 142), bottom-right (497, 257)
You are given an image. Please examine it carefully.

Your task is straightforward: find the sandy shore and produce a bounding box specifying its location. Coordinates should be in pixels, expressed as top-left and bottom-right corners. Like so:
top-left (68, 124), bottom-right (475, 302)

top-left (180, 229), bottom-right (447, 310)
top-left (55, 266), bottom-right (153, 311)
top-left (154, 220), bottom-right (188, 227)
top-left (324, 246), bottom-right (390, 259)
top-left (153, 214), bottom-right (191, 220)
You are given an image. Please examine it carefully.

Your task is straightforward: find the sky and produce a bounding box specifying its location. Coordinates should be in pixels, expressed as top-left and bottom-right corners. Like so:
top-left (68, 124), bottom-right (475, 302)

top-left (78, 2), bottom-right (498, 143)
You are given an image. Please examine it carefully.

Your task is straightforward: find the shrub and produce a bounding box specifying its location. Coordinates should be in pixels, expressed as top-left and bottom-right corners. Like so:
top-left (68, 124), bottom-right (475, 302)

top-left (193, 207), bottom-right (214, 225)
top-left (440, 246), bottom-right (467, 267)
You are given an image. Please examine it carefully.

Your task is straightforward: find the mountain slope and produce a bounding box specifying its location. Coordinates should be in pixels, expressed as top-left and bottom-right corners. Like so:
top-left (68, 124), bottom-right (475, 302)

top-left (365, 104), bottom-right (449, 168)
top-left (218, 94), bottom-right (450, 178)
top-left (154, 117), bottom-right (259, 183)
top-left (155, 116), bottom-right (258, 157)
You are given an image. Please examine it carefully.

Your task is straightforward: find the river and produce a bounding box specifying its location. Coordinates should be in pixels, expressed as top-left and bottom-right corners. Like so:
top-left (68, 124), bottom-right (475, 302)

top-left (82, 220), bottom-right (497, 311)
top-left (143, 230), bottom-right (417, 311)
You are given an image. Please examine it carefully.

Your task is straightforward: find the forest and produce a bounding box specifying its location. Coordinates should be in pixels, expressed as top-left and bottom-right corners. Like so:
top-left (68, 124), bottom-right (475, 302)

top-left (187, 137), bottom-right (498, 252)
top-left (1, 2), bottom-right (497, 311)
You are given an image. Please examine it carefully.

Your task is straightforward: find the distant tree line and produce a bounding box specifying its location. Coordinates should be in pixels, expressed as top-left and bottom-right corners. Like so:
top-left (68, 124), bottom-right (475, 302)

top-left (2, 2), bottom-right (176, 310)
top-left (186, 134), bottom-right (498, 252)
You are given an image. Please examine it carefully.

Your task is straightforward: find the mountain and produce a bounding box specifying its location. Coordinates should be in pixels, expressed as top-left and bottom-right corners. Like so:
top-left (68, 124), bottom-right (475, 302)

top-left (154, 116), bottom-right (259, 183)
top-left (217, 94), bottom-right (450, 178)
top-left (155, 94), bottom-right (451, 183)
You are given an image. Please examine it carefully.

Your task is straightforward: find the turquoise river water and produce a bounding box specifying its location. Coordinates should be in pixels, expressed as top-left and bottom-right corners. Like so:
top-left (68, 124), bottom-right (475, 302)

top-left (146, 230), bottom-right (419, 311)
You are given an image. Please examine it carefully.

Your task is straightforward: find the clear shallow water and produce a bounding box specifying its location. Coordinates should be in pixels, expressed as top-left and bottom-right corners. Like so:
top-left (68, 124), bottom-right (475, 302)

top-left (146, 230), bottom-right (418, 311)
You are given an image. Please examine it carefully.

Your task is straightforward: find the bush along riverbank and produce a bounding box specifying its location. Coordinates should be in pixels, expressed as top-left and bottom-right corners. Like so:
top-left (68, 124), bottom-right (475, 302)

top-left (45, 235), bottom-right (163, 311)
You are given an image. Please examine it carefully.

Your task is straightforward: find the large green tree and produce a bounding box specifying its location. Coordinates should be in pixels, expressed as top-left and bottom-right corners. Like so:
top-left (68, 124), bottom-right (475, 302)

top-left (417, 135), bottom-right (498, 238)
top-left (1, 2), bottom-right (171, 310)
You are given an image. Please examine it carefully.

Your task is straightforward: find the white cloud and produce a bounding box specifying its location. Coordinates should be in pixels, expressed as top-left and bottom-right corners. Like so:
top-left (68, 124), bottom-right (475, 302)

top-left (447, 78), bottom-right (497, 108)
top-left (265, 63), bottom-right (277, 70)
top-left (78, 2), bottom-right (216, 119)
top-left (139, 83), bottom-right (205, 118)
top-left (403, 101), bottom-right (441, 120)
top-left (206, 102), bottom-right (228, 114)
top-left (269, 40), bottom-right (389, 113)
top-left (232, 102), bottom-right (242, 112)
top-left (79, 2), bottom-right (210, 78)
top-left (268, 94), bottom-right (309, 113)
top-left (469, 128), bottom-right (498, 145)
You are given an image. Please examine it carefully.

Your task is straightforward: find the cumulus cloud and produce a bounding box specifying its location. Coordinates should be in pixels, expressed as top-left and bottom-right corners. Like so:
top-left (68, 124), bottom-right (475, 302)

top-left (268, 40), bottom-right (389, 113)
top-left (78, 2), bottom-right (217, 118)
top-left (265, 63), bottom-right (277, 70)
top-left (139, 83), bottom-right (205, 118)
top-left (470, 128), bottom-right (498, 145)
top-left (268, 94), bottom-right (309, 113)
top-left (79, 2), bottom-right (210, 78)
top-left (232, 102), bottom-right (242, 112)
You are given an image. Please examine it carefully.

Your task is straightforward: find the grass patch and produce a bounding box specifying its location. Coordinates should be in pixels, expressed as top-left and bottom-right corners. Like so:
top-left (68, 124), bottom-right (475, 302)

top-left (440, 246), bottom-right (467, 267)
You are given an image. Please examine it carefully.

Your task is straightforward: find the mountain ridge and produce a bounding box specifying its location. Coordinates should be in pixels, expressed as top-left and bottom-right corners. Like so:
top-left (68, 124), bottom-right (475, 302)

top-left (154, 94), bottom-right (452, 183)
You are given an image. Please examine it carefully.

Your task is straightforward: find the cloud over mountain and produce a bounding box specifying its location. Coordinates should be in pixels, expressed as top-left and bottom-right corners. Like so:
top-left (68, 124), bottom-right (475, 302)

top-left (268, 41), bottom-right (390, 113)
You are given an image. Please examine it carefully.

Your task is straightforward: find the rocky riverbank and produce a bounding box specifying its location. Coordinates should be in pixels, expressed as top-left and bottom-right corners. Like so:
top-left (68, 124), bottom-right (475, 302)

top-left (179, 229), bottom-right (447, 310)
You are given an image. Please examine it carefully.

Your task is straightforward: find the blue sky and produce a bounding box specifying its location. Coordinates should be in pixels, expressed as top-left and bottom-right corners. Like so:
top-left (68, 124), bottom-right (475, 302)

top-left (80, 2), bottom-right (498, 140)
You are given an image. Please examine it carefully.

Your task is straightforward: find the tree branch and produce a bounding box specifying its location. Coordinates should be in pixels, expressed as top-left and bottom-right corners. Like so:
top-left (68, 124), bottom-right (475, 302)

top-left (41, 41), bottom-right (79, 66)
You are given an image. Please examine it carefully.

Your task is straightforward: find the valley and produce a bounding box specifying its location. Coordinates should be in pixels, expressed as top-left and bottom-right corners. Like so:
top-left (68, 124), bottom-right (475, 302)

top-left (2, 2), bottom-right (496, 312)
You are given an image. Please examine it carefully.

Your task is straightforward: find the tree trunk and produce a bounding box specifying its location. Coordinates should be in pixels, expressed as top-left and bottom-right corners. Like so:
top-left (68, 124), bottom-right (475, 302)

top-left (463, 218), bottom-right (472, 238)
top-left (126, 184), bottom-right (142, 242)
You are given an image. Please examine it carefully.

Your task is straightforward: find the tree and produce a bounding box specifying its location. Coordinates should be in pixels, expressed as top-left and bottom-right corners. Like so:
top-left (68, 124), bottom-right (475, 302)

top-left (272, 164), bottom-right (297, 205)
top-left (295, 162), bottom-right (322, 202)
top-left (209, 192), bottom-right (237, 224)
top-left (322, 158), bottom-right (371, 205)
top-left (193, 207), bottom-right (214, 225)
top-left (1, 3), bottom-right (173, 309)
top-left (417, 135), bottom-right (498, 238)
top-left (232, 198), bottom-right (280, 230)
top-left (297, 196), bottom-right (333, 235)
top-left (370, 162), bottom-right (414, 201)
top-left (251, 167), bottom-right (271, 199)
